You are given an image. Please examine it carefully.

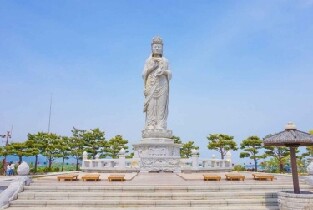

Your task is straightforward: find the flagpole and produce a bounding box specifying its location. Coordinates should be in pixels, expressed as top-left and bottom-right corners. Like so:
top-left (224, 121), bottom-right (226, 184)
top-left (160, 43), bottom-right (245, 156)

top-left (48, 94), bottom-right (52, 133)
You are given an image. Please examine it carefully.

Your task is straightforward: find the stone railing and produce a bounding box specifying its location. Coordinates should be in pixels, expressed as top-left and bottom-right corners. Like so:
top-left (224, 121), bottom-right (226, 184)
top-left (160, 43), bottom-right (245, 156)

top-left (179, 157), bottom-right (232, 171)
top-left (0, 176), bottom-right (31, 209)
top-left (81, 158), bottom-right (141, 171)
top-left (81, 151), bottom-right (233, 172)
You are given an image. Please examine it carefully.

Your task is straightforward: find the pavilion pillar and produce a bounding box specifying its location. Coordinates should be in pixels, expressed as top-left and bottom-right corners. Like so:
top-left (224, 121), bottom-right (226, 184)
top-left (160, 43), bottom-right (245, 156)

top-left (290, 146), bottom-right (300, 194)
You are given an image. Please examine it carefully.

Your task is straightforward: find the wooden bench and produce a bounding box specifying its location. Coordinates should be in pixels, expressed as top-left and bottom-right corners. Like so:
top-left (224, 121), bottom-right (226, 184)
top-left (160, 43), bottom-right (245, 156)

top-left (225, 174), bottom-right (245, 181)
top-left (203, 174), bottom-right (221, 181)
top-left (108, 174), bottom-right (125, 181)
top-left (57, 174), bottom-right (78, 181)
top-left (252, 173), bottom-right (274, 181)
top-left (82, 173), bottom-right (101, 181)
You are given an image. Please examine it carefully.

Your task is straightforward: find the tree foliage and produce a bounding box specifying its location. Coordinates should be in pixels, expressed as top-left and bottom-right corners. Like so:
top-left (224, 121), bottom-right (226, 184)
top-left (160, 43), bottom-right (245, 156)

top-left (0, 145), bottom-right (8, 157)
top-left (5, 142), bottom-right (34, 163)
top-left (40, 133), bottom-right (63, 170)
top-left (264, 146), bottom-right (290, 173)
top-left (0, 127), bottom-right (133, 173)
top-left (240, 136), bottom-right (264, 171)
top-left (171, 136), bottom-right (182, 144)
top-left (180, 141), bottom-right (199, 158)
top-left (59, 136), bottom-right (71, 171)
top-left (260, 157), bottom-right (282, 173)
top-left (171, 136), bottom-right (199, 158)
top-left (303, 130), bottom-right (313, 158)
top-left (26, 132), bottom-right (46, 172)
top-left (301, 146), bottom-right (313, 159)
top-left (83, 128), bottom-right (106, 159)
top-left (207, 134), bottom-right (238, 159)
top-left (106, 135), bottom-right (128, 159)
top-left (70, 128), bottom-right (86, 170)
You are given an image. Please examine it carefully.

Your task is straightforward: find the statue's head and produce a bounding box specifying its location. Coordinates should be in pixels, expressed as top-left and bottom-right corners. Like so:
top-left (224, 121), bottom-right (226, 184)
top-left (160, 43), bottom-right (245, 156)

top-left (151, 36), bottom-right (163, 57)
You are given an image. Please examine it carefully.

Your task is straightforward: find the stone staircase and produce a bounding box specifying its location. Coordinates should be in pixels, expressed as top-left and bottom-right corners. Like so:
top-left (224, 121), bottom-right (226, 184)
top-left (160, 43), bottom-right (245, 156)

top-left (7, 173), bottom-right (313, 210)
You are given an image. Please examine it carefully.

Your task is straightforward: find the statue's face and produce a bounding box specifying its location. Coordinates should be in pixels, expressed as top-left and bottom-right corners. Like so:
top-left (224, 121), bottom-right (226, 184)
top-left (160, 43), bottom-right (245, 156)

top-left (152, 44), bottom-right (163, 55)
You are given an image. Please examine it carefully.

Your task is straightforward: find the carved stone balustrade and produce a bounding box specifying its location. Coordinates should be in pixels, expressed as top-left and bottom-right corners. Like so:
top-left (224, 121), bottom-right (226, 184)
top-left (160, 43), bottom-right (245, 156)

top-left (81, 151), bottom-right (233, 172)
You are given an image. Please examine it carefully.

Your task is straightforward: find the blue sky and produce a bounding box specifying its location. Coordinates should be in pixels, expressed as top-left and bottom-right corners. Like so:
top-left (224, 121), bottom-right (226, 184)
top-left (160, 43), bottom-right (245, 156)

top-left (1, 0), bottom-right (313, 164)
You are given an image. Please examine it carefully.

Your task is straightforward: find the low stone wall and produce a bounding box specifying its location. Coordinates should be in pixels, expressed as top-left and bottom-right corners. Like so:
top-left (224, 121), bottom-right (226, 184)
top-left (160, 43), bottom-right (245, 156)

top-left (278, 191), bottom-right (313, 210)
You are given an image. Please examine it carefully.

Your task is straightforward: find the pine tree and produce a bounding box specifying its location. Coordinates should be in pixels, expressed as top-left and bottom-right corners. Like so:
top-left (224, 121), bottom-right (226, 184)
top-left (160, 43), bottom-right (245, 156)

top-left (207, 134), bottom-right (238, 159)
top-left (181, 141), bottom-right (199, 158)
top-left (240, 136), bottom-right (264, 171)
top-left (106, 135), bottom-right (129, 158)
top-left (83, 128), bottom-right (106, 159)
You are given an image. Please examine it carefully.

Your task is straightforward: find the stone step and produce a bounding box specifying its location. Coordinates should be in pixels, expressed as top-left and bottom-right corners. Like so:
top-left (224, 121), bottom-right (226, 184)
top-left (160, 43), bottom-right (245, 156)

top-left (23, 184), bottom-right (312, 192)
top-left (7, 206), bottom-right (280, 210)
top-left (11, 173), bottom-right (312, 209)
top-left (31, 179), bottom-right (302, 183)
top-left (31, 181), bottom-right (300, 187)
top-left (10, 198), bottom-right (278, 207)
top-left (17, 191), bottom-right (278, 200)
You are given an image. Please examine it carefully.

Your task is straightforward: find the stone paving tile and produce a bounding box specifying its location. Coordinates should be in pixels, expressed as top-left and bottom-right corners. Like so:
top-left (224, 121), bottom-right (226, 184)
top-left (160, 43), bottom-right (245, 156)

top-left (28, 171), bottom-right (311, 187)
top-left (7, 207), bottom-right (280, 210)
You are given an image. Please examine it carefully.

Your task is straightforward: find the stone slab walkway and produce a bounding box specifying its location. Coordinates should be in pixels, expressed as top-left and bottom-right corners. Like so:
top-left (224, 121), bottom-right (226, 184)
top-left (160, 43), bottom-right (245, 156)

top-left (29, 171), bottom-right (309, 186)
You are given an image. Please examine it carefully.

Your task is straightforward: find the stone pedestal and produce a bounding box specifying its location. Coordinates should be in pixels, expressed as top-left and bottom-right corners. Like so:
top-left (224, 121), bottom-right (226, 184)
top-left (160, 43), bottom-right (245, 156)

top-left (278, 191), bottom-right (313, 210)
top-left (17, 162), bottom-right (30, 176)
top-left (133, 130), bottom-right (181, 172)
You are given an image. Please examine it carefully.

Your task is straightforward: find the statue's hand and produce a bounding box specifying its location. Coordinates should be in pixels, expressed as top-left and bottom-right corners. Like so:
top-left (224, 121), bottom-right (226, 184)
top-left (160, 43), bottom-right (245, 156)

top-left (153, 60), bottom-right (159, 70)
top-left (155, 70), bottom-right (164, 76)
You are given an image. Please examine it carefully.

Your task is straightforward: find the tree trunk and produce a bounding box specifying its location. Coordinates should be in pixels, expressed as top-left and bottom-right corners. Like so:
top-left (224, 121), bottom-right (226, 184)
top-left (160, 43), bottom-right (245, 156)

top-left (48, 157), bottom-right (52, 169)
top-left (34, 155), bottom-right (38, 173)
top-left (92, 148), bottom-right (96, 159)
top-left (76, 158), bottom-right (79, 171)
top-left (62, 156), bottom-right (64, 171)
top-left (18, 156), bottom-right (23, 163)
top-left (220, 147), bottom-right (224, 159)
top-left (2, 159), bottom-right (6, 175)
top-left (279, 160), bottom-right (284, 173)
top-left (254, 158), bottom-right (258, 172)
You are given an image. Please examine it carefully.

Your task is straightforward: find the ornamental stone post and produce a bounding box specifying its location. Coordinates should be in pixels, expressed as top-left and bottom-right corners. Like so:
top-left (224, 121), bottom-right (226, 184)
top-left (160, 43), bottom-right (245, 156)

top-left (119, 148), bottom-right (126, 169)
top-left (191, 149), bottom-right (199, 170)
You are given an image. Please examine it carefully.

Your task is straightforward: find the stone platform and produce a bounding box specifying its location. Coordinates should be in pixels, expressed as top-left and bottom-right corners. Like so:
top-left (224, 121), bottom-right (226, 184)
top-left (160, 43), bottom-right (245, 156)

top-left (4, 172), bottom-right (313, 209)
top-left (133, 133), bottom-right (181, 173)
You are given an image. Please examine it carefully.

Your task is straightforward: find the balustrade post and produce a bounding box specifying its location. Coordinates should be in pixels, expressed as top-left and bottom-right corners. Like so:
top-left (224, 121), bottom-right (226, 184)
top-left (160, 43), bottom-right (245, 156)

top-left (119, 148), bottom-right (126, 169)
top-left (191, 149), bottom-right (199, 170)
top-left (82, 151), bottom-right (89, 169)
top-left (225, 151), bottom-right (232, 168)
